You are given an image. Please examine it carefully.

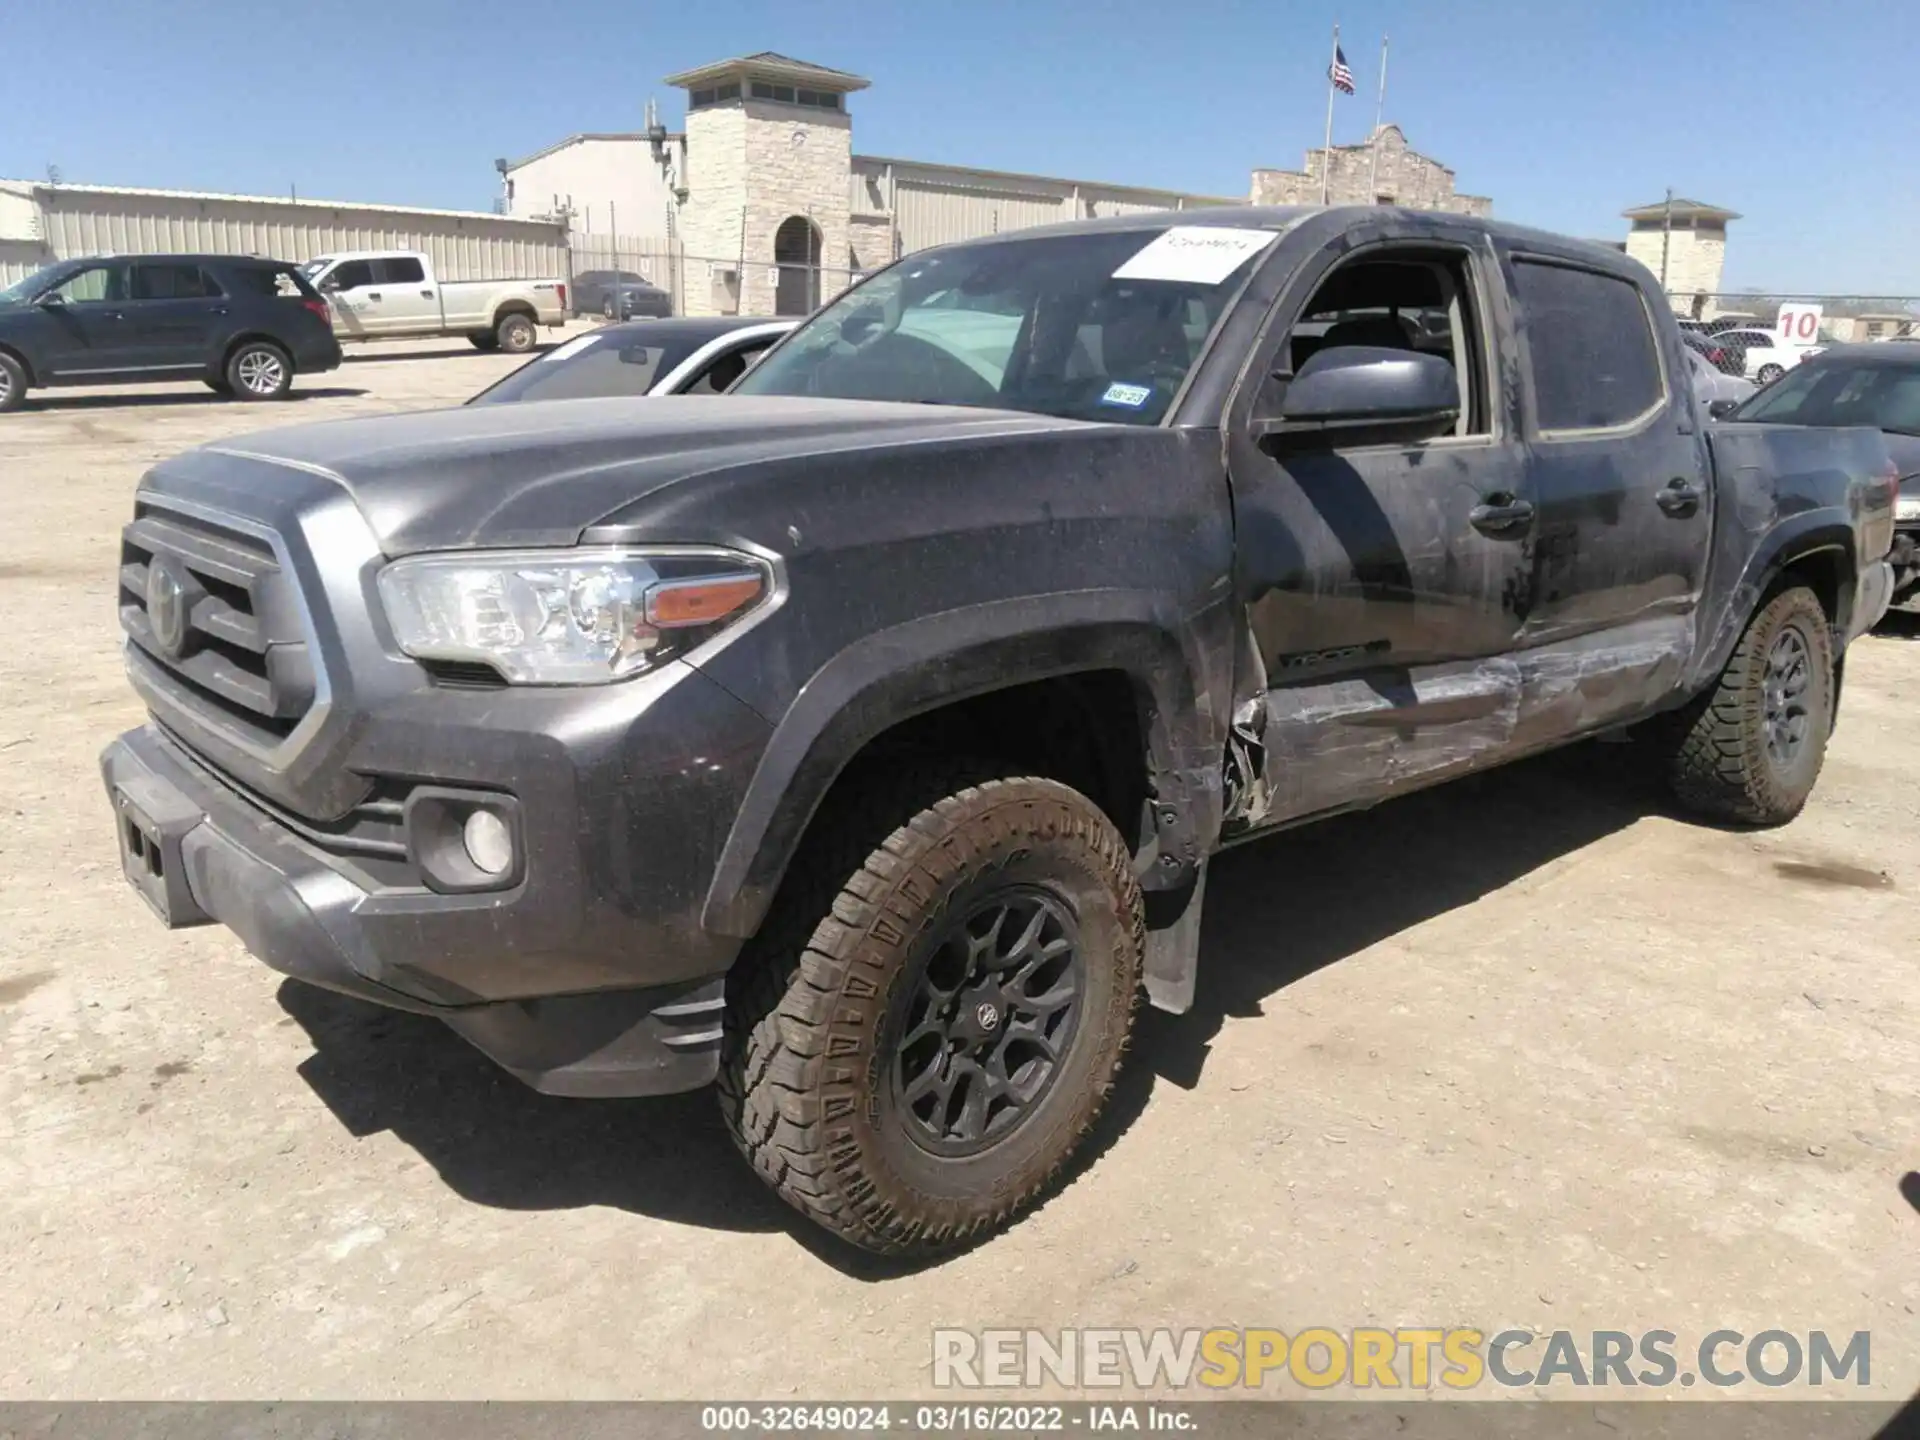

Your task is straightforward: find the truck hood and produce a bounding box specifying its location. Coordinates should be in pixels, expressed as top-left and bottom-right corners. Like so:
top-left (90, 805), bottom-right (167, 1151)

top-left (163, 396), bottom-right (1100, 554)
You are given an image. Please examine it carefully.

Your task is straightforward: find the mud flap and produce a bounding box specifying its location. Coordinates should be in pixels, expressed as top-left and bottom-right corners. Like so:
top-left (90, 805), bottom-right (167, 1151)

top-left (1142, 863), bottom-right (1206, 1014)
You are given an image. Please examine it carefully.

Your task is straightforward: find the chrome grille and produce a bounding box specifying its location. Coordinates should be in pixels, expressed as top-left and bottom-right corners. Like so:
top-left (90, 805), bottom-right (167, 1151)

top-left (119, 504), bottom-right (315, 742)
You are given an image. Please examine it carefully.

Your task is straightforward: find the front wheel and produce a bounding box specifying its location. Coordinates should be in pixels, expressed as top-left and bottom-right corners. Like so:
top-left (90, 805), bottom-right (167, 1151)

top-left (1666, 585), bottom-right (1834, 825)
top-left (1757, 363), bottom-right (1785, 385)
top-left (601, 297), bottom-right (617, 321)
top-left (495, 313), bottom-right (537, 353)
top-left (718, 766), bottom-right (1143, 1256)
top-left (0, 351), bottom-right (26, 412)
top-left (226, 342), bottom-right (292, 401)
top-left (468, 333), bottom-right (499, 351)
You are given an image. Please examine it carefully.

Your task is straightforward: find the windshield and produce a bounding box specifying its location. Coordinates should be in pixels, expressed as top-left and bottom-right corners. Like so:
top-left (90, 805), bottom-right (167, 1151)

top-left (735, 223), bottom-right (1283, 424)
top-left (467, 328), bottom-right (716, 405)
top-left (1733, 358), bottom-right (1920, 435)
top-left (0, 263), bottom-right (75, 303)
top-left (298, 259), bottom-right (329, 279)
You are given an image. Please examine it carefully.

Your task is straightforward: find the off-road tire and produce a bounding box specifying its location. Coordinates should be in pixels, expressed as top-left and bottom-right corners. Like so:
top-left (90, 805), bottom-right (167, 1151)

top-left (717, 764), bottom-right (1144, 1256)
top-left (495, 312), bottom-right (537, 354)
top-left (468, 333), bottom-right (499, 351)
top-left (225, 341), bottom-right (292, 401)
top-left (0, 351), bottom-right (26, 412)
top-left (1667, 585), bottom-right (1833, 825)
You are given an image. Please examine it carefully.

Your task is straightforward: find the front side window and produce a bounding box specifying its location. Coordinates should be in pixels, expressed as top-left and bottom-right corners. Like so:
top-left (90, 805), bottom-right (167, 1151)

top-left (467, 329), bottom-right (723, 405)
top-left (1510, 260), bottom-right (1664, 431)
top-left (328, 261), bottom-right (375, 291)
top-left (46, 263), bottom-right (127, 304)
top-left (736, 223), bottom-right (1285, 425)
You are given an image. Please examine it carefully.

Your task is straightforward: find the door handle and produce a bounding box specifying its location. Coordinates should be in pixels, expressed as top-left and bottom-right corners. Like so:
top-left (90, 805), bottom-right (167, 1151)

top-left (1656, 478), bottom-right (1703, 517)
top-left (209, 306), bottom-right (228, 316)
top-left (420, 289), bottom-right (434, 298)
top-left (1469, 495), bottom-right (1535, 535)
top-left (100, 310), bottom-right (125, 321)
top-left (366, 291), bottom-right (383, 301)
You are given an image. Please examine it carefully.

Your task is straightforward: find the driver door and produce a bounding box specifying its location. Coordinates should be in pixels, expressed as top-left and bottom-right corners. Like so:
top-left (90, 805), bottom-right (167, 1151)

top-left (36, 262), bottom-right (136, 379)
top-left (1222, 229), bottom-right (1536, 829)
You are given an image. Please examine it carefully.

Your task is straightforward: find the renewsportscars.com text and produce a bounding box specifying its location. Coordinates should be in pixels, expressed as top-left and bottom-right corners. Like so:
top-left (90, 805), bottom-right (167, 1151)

top-left (931, 1327), bottom-right (1871, 1391)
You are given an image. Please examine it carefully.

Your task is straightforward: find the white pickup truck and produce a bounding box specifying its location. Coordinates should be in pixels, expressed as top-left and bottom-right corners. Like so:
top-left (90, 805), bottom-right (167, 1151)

top-left (299, 251), bottom-right (567, 353)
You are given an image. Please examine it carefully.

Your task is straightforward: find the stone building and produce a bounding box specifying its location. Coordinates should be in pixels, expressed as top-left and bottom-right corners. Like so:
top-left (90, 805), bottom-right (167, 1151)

top-left (1249, 125), bottom-right (1491, 215)
top-left (1621, 198), bottom-right (1738, 316)
top-left (499, 52), bottom-right (1496, 316)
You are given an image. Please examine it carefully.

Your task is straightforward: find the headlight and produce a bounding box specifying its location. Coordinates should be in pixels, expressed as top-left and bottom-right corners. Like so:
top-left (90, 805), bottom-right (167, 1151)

top-left (376, 547), bottom-right (771, 684)
top-left (1897, 493), bottom-right (1920, 522)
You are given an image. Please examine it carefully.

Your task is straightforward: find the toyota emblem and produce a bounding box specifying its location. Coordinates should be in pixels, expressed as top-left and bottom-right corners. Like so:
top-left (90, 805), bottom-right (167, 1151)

top-left (975, 1002), bottom-right (1000, 1030)
top-left (146, 558), bottom-right (188, 658)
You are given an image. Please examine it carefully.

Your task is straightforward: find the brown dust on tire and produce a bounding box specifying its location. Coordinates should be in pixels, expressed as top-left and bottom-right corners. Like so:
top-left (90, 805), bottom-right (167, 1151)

top-left (717, 764), bottom-right (1144, 1257)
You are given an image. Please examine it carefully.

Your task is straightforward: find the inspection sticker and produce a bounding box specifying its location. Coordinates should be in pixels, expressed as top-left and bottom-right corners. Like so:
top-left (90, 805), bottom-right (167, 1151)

top-left (1100, 382), bottom-right (1154, 409)
top-left (1113, 226), bottom-right (1277, 285)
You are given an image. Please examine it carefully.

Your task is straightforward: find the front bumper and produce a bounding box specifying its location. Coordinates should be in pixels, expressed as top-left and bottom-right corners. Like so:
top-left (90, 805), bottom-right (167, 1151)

top-left (100, 654), bottom-right (774, 1095)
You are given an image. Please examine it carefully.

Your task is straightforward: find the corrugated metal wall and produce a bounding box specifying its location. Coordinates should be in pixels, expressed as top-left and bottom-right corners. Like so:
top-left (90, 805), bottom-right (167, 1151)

top-left (894, 179), bottom-right (1072, 252)
top-left (25, 188), bottom-right (570, 281)
top-left (0, 239), bottom-right (53, 286)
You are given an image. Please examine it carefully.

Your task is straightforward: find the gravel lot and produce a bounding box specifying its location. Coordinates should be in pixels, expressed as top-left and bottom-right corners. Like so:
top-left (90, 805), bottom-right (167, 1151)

top-left (0, 332), bottom-right (1915, 1403)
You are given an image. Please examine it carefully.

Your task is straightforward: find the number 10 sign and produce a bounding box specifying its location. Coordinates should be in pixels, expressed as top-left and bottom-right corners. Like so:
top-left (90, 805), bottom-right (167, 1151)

top-left (1777, 303), bottom-right (1824, 345)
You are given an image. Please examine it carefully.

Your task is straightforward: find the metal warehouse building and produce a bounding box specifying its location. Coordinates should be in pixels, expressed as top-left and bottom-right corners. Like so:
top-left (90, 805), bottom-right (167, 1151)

top-left (0, 180), bottom-right (569, 287)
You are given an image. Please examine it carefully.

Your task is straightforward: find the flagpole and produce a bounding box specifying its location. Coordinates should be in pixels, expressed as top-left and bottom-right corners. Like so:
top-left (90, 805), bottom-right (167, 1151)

top-left (1321, 23), bottom-right (1340, 205)
top-left (1368, 34), bottom-right (1389, 200)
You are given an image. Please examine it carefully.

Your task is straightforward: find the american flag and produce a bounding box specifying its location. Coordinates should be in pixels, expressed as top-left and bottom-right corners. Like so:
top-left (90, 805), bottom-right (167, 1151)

top-left (1328, 44), bottom-right (1356, 94)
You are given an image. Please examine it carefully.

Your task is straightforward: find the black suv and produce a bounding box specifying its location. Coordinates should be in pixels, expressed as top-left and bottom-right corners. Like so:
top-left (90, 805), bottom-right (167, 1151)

top-left (0, 254), bottom-right (342, 412)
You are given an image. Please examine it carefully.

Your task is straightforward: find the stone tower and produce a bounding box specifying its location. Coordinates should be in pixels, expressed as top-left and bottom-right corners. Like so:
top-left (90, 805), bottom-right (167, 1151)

top-left (665, 52), bottom-right (868, 318)
top-left (1622, 198), bottom-right (1739, 317)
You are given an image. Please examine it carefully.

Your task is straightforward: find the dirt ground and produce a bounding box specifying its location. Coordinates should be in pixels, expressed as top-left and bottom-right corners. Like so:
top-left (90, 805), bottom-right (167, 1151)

top-left (0, 332), bottom-right (1915, 1404)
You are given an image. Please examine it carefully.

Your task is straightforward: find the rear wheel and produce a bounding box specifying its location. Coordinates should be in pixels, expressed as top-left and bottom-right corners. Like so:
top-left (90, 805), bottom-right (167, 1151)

top-left (495, 312), bottom-right (536, 354)
top-left (203, 377), bottom-right (232, 395)
top-left (0, 352), bottom-right (26, 412)
top-left (468, 333), bottom-right (499, 351)
top-left (226, 342), bottom-right (292, 401)
top-left (1666, 585), bottom-right (1834, 825)
top-left (718, 765), bottom-right (1143, 1256)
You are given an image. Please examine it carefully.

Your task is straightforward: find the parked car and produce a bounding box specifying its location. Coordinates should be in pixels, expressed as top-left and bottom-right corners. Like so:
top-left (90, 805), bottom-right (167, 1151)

top-left (1681, 328), bottom-right (1743, 376)
top-left (569, 269), bottom-right (673, 322)
top-left (1687, 346), bottom-right (1756, 409)
top-left (0, 254), bottom-right (341, 412)
top-left (101, 207), bottom-right (1896, 1256)
top-left (299, 251), bottom-right (567, 354)
top-left (1715, 326), bottom-right (1815, 385)
top-left (1730, 343), bottom-right (1920, 604)
top-left (467, 318), bottom-right (793, 405)
top-left (1707, 313), bottom-right (1761, 334)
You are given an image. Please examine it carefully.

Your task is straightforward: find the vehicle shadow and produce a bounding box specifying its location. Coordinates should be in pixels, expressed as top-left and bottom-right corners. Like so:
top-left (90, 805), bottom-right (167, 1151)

top-left (280, 739), bottom-right (1662, 1277)
top-left (27, 387), bottom-right (368, 411)
top-left (1871, 608), bottom-right (1920, 641)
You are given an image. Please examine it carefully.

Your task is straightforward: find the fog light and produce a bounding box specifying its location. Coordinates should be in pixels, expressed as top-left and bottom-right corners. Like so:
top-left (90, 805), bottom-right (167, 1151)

top-left (462, 810), bottom-right (514, 876)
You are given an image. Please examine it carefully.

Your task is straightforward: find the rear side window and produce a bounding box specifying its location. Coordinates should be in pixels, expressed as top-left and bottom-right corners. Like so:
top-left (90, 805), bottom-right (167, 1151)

top-left (1511, 260), bottom-right (1664, 431)
top-left (225, 266), bottom-right (312, 299)
top-left (131, 263), bottom-right (223, 300)
top-left (377, 256), bottom-right (426, 285)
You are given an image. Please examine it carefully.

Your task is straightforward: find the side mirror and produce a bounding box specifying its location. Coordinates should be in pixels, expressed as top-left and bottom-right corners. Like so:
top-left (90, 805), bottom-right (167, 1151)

top-left (37, 290), bottom-right (65, 308)
top-left (317, 275), bottom-right (342, 294)
top-left (1707, 397), bottom-right (1740, 420)
top-left (840, 310), bottom-right (882, 344)
top-left (1265, 346), bottom-right (1460, 432)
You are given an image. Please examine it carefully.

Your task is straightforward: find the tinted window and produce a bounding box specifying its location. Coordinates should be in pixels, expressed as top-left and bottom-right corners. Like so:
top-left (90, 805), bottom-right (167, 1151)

top-left (130, 263), bottom-right (223, 300)
top-left (330, 261), bottom-right (375, 290)
top-left (1511, 260), bottom-right (1664, 430)
top-left (225, 265), bottom-right (313, 299)
top-left (683, 337), bottom-right (778, 394)
top-left (1734, 359), bottom-right (1920, 433)
top-left (378, 256), bottom-right (426, 285)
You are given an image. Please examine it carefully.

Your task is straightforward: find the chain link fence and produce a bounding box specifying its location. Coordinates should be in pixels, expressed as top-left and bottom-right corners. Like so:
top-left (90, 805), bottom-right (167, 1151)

top-left (564, 235), bottom-right (867, 322)
top-left (1665, 293), bottom-right (1920, 384)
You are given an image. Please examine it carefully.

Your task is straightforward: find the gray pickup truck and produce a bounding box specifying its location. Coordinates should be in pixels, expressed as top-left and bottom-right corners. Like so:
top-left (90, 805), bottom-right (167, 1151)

top-left (101, 206), bottom-right (1896, 1256)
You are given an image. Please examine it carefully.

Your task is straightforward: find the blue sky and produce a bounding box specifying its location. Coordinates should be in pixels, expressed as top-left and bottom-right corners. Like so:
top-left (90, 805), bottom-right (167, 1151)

top-left (7, 0), bottom-right (1915, 295)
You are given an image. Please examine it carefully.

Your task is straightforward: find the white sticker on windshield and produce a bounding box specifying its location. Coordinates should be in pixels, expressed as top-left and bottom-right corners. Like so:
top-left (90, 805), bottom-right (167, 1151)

top-left (1112, 226), bottom-right (1277, 285)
